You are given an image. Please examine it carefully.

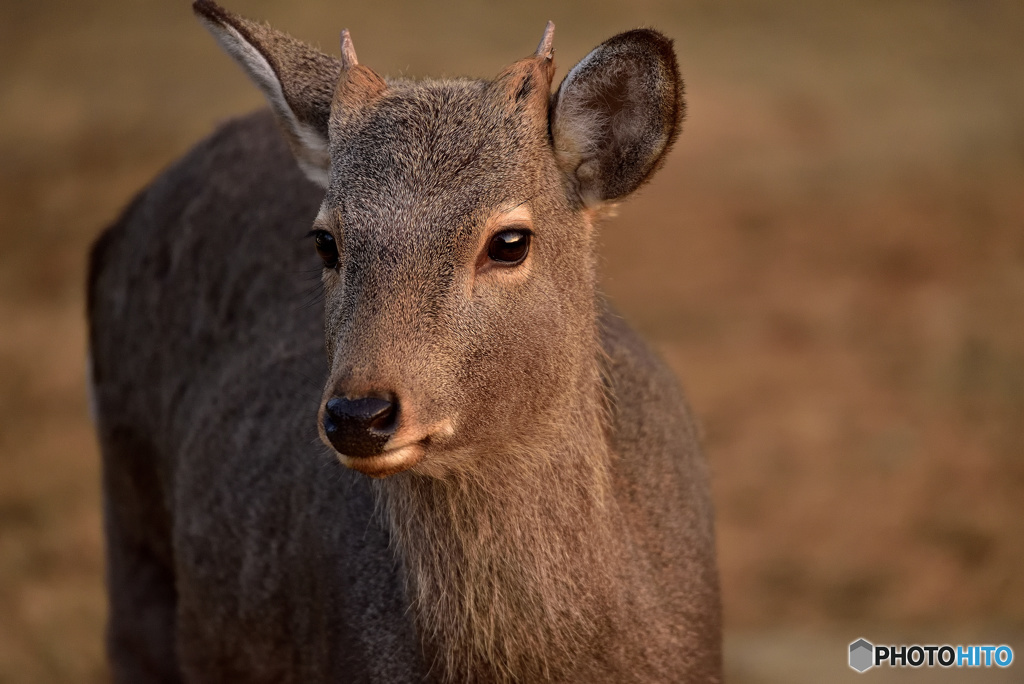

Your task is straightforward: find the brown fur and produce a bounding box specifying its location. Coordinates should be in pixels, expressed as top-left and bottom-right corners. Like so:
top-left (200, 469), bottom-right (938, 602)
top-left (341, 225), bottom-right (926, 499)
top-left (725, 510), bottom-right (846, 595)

top-left (90, 3), bottom-right (722, 681)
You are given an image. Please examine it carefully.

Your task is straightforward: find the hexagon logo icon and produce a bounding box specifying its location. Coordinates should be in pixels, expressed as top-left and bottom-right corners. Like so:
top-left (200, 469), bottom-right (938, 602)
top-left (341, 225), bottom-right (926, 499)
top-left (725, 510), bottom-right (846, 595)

top-left (849, 638), bottom-right (874, 672)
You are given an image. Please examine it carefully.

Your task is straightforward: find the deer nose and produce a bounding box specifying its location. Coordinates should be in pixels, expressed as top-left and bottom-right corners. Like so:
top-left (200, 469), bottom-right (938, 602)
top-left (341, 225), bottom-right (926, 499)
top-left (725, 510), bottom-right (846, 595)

top-left (322, 395), bottom-right (398, 458)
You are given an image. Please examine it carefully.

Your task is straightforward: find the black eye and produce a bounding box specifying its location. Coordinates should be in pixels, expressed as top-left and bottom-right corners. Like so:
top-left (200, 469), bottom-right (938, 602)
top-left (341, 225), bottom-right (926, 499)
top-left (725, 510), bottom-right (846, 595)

top-left (487, 229), bottom-right (530, 265)
top-left (312, 230), bottom-right (339, 269)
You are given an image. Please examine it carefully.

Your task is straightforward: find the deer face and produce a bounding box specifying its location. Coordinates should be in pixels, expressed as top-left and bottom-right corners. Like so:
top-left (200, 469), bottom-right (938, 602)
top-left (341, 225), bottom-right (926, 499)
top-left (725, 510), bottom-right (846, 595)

top-left (195, 1), bottom-right (683, 477)
top-left (312, 80), bottom-right (595, 477)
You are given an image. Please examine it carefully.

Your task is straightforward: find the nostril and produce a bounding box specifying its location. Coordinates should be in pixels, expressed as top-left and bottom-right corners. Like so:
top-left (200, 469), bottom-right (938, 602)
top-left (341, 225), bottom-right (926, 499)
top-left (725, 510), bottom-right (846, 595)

top-left (365, 398), bottom-right (397, 432)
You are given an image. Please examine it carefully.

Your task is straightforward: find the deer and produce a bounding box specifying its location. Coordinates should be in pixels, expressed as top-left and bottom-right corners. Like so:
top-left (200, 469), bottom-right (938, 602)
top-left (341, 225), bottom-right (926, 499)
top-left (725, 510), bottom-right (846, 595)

top-left (87, 1), bottom-right (722, 681)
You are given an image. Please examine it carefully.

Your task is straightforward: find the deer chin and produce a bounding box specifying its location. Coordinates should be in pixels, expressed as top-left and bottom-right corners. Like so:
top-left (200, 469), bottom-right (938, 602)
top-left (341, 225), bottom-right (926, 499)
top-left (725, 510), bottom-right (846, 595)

top-left (338, 442), bottom-right (424, 478)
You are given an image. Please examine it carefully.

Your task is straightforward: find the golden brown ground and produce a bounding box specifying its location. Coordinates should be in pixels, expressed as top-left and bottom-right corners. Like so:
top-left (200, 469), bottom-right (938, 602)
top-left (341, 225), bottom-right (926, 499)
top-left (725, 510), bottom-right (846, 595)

top-left (1, 1), bottom-right (1022, 681)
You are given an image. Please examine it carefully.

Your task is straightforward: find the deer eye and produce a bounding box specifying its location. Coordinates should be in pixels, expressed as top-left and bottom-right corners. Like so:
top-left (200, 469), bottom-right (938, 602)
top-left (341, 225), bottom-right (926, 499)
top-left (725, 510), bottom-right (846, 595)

top-left (487, 229), bottom-right (530, 265)
top-left (311, 230), bottom-right (339, 269)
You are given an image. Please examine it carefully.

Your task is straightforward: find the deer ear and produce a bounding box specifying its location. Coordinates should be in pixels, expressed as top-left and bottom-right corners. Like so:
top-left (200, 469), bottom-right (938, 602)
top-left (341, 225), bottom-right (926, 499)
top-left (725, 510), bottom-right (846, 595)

top-left (551, 29), bottom-right (684, 206)
top-left (193, 0), bottom-right (339, 187)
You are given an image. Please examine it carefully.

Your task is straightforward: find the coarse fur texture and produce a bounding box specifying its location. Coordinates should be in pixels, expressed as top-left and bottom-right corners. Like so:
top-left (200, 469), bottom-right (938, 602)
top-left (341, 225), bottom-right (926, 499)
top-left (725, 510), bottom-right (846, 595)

top-left (89, 2), bottom-right (722, 682)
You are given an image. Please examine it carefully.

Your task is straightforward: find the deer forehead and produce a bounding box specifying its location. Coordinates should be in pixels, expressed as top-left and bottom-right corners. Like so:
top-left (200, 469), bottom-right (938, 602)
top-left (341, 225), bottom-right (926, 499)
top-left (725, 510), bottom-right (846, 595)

top-left (324, 81), bottom-right (552, 201)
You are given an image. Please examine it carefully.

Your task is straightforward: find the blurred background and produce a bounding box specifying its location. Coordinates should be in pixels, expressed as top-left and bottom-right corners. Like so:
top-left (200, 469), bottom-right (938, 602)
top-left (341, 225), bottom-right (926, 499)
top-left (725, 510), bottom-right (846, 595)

top-left (1, 0), bottom-right (1022, 681)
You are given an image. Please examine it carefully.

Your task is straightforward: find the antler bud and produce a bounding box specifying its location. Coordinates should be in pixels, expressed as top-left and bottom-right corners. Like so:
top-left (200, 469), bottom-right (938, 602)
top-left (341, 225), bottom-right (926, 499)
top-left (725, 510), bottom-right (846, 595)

top-left (340, 29), bottom-right (359, 70)
top-left (535, 21), bottom-right (555, 61)
top-left (331, 28), bottom-right (387, 125)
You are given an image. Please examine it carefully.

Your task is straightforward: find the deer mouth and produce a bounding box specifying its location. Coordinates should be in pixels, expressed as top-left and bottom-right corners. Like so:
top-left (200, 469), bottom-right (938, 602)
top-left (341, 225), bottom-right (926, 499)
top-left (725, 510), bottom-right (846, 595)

top-left (329, 416), bottom-right (455, 478)
top-left (337, 440), bottom-right (424, 478)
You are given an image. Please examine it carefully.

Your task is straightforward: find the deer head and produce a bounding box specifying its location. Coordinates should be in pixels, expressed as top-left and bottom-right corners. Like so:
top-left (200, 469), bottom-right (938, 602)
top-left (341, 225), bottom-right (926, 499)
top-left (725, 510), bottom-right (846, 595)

top-left (194, 1), bottom-right (683, 479)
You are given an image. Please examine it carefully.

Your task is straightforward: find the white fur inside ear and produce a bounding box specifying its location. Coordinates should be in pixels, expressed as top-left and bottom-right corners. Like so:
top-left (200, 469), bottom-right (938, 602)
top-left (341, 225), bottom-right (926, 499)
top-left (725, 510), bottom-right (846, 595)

top-left (315, 201), bottom-right (330, 224)
top-left (292, 126), bottom-right (330, 188)
top-left (198, 17), bottom-right (329, 187)
top-left (552, 47), bottom-right (611, 207)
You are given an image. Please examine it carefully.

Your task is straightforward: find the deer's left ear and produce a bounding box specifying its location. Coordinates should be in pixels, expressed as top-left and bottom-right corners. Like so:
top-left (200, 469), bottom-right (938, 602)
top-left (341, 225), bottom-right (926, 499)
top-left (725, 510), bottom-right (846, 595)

top-left (551, 29), bottom-right (684, 206)
top-left (194, 0), bottom-right (339, 187)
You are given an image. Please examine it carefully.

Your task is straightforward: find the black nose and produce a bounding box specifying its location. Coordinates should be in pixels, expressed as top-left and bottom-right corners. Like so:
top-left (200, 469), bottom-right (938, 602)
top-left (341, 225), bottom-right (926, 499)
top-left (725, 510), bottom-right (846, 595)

top-left (322, 395), bottom-right (398, 458)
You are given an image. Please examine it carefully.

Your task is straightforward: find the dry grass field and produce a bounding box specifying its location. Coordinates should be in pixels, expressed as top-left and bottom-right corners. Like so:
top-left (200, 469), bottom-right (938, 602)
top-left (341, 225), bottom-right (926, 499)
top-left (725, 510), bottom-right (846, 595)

top-left (1, 0), bottom-right (1022, 681)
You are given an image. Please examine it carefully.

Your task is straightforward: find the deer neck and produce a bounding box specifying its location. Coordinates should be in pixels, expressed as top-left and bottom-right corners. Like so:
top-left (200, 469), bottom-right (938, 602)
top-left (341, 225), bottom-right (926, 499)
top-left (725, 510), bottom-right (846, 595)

top-left (373, 354), bottom-right (636, 682)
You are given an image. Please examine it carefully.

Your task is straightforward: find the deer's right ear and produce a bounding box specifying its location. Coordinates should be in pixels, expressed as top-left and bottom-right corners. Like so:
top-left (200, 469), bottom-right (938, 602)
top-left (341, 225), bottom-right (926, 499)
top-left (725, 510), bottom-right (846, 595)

top-left (193, 0), bottom-right (339, 187)
top-left (551, 29), bottom-right (684, 207)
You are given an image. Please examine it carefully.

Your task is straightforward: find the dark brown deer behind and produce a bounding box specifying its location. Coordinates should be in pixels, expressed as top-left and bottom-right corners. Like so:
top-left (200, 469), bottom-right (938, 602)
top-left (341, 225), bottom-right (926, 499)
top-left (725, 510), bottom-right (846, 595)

top-left (87, 2), bottom-right (722, 681)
